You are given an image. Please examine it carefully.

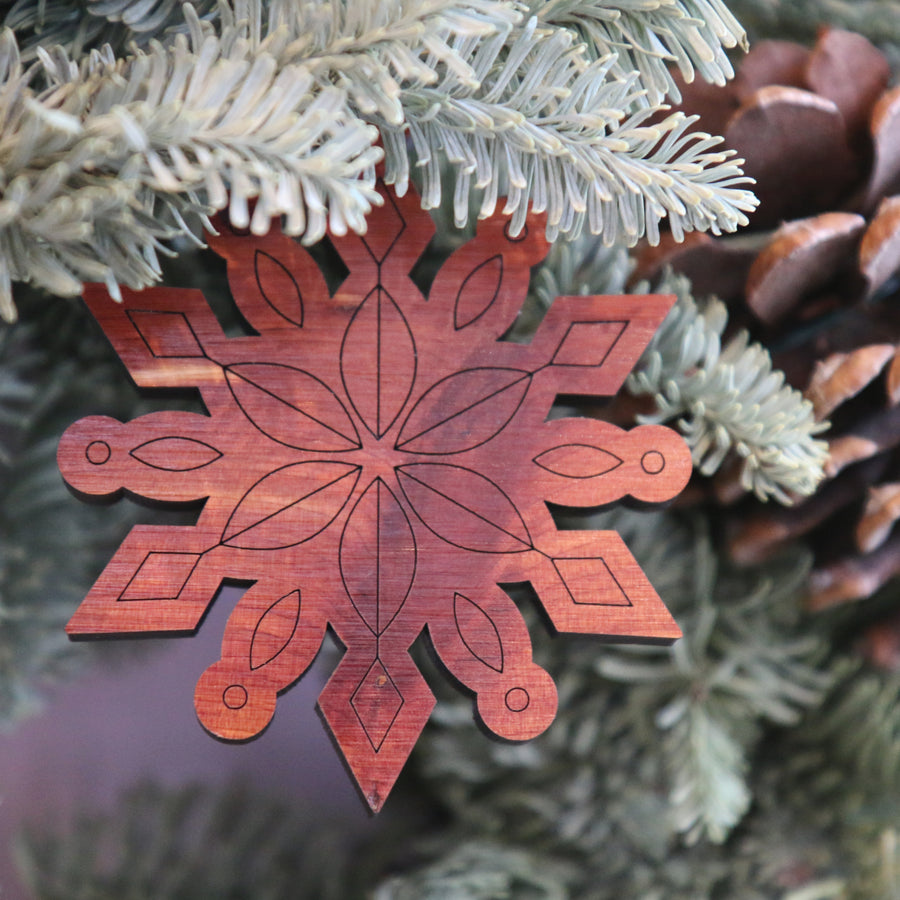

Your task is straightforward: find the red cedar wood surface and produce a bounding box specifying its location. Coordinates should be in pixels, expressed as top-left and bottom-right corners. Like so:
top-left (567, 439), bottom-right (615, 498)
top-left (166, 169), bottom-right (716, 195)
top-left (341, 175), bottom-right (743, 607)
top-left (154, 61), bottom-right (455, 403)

top-left (58, 180), bottom-right (691, 811)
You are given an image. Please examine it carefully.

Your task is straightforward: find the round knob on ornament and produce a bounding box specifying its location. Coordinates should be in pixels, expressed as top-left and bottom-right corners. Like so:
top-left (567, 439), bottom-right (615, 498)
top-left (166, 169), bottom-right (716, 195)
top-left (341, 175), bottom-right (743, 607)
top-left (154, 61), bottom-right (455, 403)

top-left (57, 416), bottom-right (129, 496)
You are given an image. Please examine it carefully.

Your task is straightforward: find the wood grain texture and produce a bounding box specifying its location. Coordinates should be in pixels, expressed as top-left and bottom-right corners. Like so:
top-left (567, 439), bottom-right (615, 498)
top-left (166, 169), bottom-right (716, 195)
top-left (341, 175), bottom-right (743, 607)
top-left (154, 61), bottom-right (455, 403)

top-left (58, 179), bottom-right (691, 811)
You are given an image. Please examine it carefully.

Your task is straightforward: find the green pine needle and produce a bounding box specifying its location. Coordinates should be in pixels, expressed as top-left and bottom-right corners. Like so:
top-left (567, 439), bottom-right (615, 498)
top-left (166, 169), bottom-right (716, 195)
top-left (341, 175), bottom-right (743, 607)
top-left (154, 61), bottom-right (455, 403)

top-left (627, 271), bottom-right (830, 503)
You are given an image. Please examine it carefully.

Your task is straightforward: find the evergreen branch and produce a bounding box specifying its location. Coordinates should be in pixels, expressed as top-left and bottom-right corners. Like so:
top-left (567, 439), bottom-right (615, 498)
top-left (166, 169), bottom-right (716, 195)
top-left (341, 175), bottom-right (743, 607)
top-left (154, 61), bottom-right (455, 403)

top-left (419, 510), bottom-right (829, 851)
top-left (663, 702), bottom-right (750, 845)
top-left (801, 666), bottom-right (900, 797)
top-left (0, 22), bottom-right (380, 319)
top-left (0, 292), bottom-right (162, 724)
top-left (259, 0), bottom-right (522, 126)
top-left (380, 20), bottom-right (757, 243)
top-left (598, 524), bottom-right (830, 843)
top-left (16, 781), bottom-right (360, 899)
top-left (626, 271), bottom-right (829, 503)
top-left (4, 0), bottom-right (220, 59)
top-left (725, 0), bottom-right (900, 48)
top-left (0, 1), bottom-right (758, 317)
top-left (533, 0), bottom-right (748, 105)
top-left (373, 842), bottom-right (575, 900)
top-left (532, 228), bottom-right (633, 304)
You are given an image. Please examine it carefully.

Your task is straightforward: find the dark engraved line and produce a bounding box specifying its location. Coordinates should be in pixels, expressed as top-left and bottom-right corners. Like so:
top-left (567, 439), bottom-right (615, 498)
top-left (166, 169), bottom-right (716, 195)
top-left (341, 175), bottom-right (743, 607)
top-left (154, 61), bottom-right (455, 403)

top-left (382, 191), bottom-right (409, 260)
top-left (454, 254), bottom-right (503, 330)
top-left (376, 479), bottom-right (381, 636)
top-left (359, 189), bottom-right (408, 266)
top-left (378, 481), bottom-right (417, 636)
top-left (255, 250), bottom-right (304, 327)
top-left (227, 367), bottom-right (361, 448)
top-left (551, 320), bottom-right (628, 367)
top-left (532, 443), bottom-right (623, 479)
top-left (339, 478), bottom-right (417, 636)
top-left (129, 437), bottom-right (223, 471)
top-left (340, 288), bottom-right (386, 439)
top-left (505, 687), bottom-right (530, 712)
top-left (454, 593), bottom-right (504, 673)
top-left (350, 656), bottom-right (405, 753)
top-left (117, 551), bottom-right (202, 602)
top-left (376, 289), bottom-right (383, 437)
top-left (249, 590), bottom-right (301, 670)
top-left (339, 481), bottom-right (378, 636)
top-left (379, 191), bottom-right (409, 265)
top-left (396, 467), bottom-right (533, 552)
top-left (551, 557), bottom-right (634, 607)
top-left (371, 660), bottom-right (404, 753)
top-left (126, 310), bottom-right (208, 359)
top-left (380, 289), bottom-right (418, 439)
top-left (395, 369), bottom-right (531, 452)
top-left (339, 288), bottom-right (417, 440)
top-left (641, 450), bottom-right (666, 475)
top-left (223, 466), bottom-right (361, 548)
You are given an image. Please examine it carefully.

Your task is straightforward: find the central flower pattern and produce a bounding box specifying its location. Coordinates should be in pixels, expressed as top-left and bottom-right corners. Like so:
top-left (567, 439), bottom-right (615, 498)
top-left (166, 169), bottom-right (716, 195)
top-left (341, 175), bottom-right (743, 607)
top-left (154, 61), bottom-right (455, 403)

top-left (58, 179), bottom-right (691, 810)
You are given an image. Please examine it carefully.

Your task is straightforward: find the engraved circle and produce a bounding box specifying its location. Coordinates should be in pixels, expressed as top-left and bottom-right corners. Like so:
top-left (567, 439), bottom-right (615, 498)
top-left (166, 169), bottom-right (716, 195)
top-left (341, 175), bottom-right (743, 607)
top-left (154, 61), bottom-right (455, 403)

top-left (223, 684), bottom-right (248, 710)
top-left (641, 450), bottom-right (665, 475)
top-left (505, 687), bottom-right (530, 712)
top-left (86, 440), bottom-right (111, 465)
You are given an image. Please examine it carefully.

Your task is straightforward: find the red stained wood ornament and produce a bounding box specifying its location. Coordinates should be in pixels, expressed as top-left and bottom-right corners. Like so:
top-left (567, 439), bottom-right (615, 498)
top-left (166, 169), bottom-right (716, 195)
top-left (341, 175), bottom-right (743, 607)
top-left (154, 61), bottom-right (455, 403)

top-left (58, 180), bottom-right (691, 811)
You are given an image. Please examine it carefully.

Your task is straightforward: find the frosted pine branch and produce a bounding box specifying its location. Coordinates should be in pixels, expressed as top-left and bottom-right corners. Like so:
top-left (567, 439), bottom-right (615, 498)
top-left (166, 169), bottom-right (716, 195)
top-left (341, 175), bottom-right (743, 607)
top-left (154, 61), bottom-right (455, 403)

top-left (0, 0), bottom-right (759, 318)
top-left (4, 0), bottom-right (220, 59)
top-left (0, 23), bottom-right (380, 319)
top-left (533, 0), bottom-right (748, 105)
top-left (380, 21), bottom-right (757, 243)
top-left (599, 529), bottom-right (829, 843)
top-left (627, 272), bottom-right (829, 503)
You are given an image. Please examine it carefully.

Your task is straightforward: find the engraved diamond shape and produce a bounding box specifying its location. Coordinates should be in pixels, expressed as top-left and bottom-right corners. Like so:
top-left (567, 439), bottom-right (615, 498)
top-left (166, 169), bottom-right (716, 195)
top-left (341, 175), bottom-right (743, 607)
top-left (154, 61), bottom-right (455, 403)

top-left (350, 660), bottom-right (404, 751)
top-left (360, 189), bottom-right (406, 263)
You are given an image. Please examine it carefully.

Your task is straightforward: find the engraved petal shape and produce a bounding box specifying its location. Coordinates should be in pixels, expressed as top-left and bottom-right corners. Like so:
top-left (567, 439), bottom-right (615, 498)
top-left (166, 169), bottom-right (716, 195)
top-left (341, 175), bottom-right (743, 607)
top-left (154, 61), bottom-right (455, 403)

top-left (130, 437), bottom-right (222, 471)
top-left (254, 249), bottom-right (304, 327)
top-left (250, 590), bottom-right (302, 670)
top-left (396, 463), bottom-right (532, 553)
top-left (453, 593), bottom-right (503, 672)
top-left (341, 288), bottom-right (416, 438)
top-left (454, 254), bottom-right (503, 329)
top-left (340, 479), bottom-right (416, 636)
top-left (226, 363), bottom-right (360, 451)
top-left (222, 462), bottom-right (360, 549)
top-left (534, 443), bottom-right (623, 479)
top-left (396, 368), bottom-right (531, 454)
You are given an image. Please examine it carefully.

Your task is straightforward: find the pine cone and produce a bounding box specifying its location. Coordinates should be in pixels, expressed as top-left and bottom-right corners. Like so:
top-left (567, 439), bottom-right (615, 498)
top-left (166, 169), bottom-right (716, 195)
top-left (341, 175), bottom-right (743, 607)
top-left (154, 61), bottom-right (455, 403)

top-left (633, 29), bottom-right (900, 614)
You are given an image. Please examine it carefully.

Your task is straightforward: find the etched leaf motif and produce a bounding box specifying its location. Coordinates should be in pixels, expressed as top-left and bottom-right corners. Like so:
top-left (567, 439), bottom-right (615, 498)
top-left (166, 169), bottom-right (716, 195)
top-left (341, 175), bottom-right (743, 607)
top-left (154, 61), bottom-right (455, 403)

top-left (341, 288), bottom-right (416, 438)
top-left (340, 479), bottom-right (416, 635)
top-left (454, 593), bottom-right (503, 672)
top-left (226, 363), bottom-right (360, 451)
top-left (255, 250), bottom-right (304, 327)
top-left (222, 462), bottom-right (360, 549)
top-left (534, 443), bottom-right (623, 478)
top-left (250, 590), bottom-right (301, 670)
top-left (396, 463), bottom-right (532, 553)
top-left (454, 254), bottom-right (503, 329)
top-left (130, 437), bottom-right (222, 471)
top-left (396, 368), bottom-right (531, 454)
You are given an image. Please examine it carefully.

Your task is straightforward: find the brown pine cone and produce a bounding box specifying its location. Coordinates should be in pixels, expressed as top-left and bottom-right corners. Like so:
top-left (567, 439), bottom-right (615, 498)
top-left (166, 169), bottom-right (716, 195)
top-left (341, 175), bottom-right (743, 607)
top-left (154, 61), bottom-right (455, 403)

top-left (633, 29), bottom-right (900, 617)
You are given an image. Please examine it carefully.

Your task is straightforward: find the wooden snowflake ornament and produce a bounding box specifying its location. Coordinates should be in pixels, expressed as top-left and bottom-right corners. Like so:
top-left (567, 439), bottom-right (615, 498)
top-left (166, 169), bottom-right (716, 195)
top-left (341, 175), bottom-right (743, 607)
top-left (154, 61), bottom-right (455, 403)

top-left (58, 180), bottom-right (691, 811)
